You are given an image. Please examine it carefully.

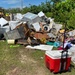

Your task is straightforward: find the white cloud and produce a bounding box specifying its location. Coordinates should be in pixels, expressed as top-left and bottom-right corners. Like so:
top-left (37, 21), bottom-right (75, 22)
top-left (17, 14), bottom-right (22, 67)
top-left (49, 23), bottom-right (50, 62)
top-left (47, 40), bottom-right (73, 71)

top-left (9, 5), bottom-right (26, 9)
top-left (0, 0), bottom-right (25, 9)
top-left (2, 0), bottom-right (21, 4)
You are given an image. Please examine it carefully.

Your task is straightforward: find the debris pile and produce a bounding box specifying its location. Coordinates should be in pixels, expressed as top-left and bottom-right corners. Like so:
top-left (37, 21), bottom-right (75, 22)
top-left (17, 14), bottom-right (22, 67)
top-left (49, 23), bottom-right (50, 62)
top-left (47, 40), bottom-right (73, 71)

top-left (0, 11), bottom-right (75, 64)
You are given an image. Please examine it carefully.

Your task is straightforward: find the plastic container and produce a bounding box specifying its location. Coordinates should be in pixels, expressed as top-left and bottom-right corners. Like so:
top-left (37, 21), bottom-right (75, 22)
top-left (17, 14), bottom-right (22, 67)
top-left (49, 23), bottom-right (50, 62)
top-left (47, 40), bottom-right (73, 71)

top-left (45, 50), bottom-right (71, 73)
top-left (7, 39), bottom-right (15, 44)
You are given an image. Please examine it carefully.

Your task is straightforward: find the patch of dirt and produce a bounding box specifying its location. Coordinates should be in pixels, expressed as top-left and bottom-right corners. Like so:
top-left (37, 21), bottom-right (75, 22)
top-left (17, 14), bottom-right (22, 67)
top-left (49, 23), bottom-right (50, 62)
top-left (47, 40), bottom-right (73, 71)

top-left (6, 67), bottom-right (20, 75)
top-left (6, 49), bottom-right (49, 75)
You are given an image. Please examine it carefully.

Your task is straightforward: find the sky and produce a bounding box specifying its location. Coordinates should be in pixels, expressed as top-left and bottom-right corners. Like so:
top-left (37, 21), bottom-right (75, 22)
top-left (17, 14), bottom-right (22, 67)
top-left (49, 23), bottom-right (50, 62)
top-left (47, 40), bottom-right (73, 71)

top-left (0, 0), bottom-right (47, 9)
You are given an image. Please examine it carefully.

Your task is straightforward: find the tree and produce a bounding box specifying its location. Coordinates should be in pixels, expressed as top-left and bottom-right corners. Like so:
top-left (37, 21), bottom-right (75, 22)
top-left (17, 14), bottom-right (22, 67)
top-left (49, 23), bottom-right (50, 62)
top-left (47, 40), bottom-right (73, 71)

top-left (51, 0), bottom-right (63, 5)
top-left (67, 10), bottom-right (75, 30)
top-left (21, 7), bottom-right (30, 14)
top-left (30, 5), bottom-right (39, 14)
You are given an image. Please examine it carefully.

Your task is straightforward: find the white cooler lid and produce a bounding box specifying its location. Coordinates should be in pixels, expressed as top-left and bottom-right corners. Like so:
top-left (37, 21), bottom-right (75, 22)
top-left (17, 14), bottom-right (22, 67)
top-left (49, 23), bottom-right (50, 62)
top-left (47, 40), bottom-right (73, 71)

top-left (45, 50), bottom-right (72, 59)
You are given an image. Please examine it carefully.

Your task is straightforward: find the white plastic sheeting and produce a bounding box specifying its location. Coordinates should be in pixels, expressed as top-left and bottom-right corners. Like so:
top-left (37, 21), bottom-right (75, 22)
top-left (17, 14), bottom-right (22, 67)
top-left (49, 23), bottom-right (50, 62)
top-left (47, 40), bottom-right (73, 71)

top-left (26, 44), bottom-right (53, 51)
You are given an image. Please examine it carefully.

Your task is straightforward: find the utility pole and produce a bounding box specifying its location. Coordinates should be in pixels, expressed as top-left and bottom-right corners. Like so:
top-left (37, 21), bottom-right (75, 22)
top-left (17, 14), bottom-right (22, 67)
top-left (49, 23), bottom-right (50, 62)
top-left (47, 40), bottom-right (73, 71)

top-left (21, 0), bottom-right (23, 9)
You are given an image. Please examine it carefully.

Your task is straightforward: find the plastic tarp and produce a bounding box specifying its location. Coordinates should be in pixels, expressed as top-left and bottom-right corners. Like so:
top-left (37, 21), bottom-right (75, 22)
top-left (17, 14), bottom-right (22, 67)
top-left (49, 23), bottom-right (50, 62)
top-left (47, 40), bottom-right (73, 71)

top-left (46, 41), bottom-right (60, 47)
top-left (26, 44), bottom-right (53, 51)
top-left (0, 18), bottom-right (8, 27)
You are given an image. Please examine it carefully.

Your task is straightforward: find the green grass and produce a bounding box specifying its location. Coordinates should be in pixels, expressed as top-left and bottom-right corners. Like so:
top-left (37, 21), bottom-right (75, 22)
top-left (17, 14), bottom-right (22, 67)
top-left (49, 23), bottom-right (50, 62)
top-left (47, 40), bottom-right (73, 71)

top-left (0, 40), bottom-right (75, 75)
top-left (0, 41), bottom-right (21, 74)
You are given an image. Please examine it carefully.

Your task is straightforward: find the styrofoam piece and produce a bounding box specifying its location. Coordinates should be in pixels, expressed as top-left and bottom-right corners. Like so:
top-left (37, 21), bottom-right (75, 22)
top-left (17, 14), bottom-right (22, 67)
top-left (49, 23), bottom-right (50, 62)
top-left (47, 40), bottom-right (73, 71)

top-left (26, 44), bottom-right (53, 51)
top-left (0, 18), bottom-right (8, 27)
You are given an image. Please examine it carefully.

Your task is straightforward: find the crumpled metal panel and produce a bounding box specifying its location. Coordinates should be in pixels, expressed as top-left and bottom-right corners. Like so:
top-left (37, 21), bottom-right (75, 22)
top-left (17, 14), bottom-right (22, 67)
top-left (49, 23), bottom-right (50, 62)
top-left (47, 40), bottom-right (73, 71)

top-left (4, 27), bottom-right (25, 40)
top-left (22, 12), bottom-right (41, 24)
top-left (0, 26), bottom-right (10, 34)
top-left (4, 29), bottom-right (21, 40)
top-left (23, 12), bottom-right (38, 20)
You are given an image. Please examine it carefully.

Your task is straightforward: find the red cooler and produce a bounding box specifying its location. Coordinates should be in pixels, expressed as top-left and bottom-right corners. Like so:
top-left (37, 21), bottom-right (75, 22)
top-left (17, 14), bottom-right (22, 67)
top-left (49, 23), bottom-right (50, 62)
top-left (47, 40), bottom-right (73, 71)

top-left (45, 50), bottom-right (71, 73)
